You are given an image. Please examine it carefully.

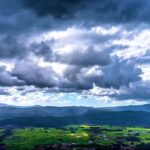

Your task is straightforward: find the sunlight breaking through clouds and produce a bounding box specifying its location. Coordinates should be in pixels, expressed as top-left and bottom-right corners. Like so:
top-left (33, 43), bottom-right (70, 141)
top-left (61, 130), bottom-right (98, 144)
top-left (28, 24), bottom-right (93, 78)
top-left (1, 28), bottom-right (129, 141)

top-left (0, 0), bottom-right (150, 106)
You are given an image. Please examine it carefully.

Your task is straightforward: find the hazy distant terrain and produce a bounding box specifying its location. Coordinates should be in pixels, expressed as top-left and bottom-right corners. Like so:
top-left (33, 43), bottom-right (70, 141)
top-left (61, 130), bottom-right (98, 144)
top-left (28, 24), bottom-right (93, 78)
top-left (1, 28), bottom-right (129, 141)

top-left (0, 104), bottom-right (150, 127)
top-left (105, 104), bottom-right (150, 112)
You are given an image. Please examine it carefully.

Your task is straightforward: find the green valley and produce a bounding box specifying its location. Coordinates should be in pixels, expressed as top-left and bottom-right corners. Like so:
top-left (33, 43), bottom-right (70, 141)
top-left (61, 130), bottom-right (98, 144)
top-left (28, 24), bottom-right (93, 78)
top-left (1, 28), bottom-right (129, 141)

top-left (1, 125), bottom-right (150, 150)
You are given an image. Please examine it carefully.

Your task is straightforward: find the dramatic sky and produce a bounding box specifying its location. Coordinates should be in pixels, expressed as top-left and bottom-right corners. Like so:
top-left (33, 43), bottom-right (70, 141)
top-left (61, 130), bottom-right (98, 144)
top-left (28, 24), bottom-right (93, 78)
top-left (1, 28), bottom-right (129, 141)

top-left (0, 0), bottom-right (150, 107)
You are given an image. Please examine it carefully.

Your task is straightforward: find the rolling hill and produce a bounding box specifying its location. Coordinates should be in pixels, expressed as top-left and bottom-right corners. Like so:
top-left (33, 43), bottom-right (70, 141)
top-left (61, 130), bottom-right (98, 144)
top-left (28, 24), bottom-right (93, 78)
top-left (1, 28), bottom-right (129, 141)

top-left (0, 109), bottom-right (150, 127)
top-left (0, 104), bottom-right (150, 127)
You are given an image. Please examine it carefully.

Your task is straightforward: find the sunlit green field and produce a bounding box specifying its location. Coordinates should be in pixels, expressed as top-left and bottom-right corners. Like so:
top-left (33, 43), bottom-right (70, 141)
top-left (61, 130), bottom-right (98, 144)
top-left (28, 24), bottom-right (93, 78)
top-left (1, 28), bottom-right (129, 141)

top-left (3, 126), bottom-right (89, 150)
top-left (1, 125), bottom-right (150, 150)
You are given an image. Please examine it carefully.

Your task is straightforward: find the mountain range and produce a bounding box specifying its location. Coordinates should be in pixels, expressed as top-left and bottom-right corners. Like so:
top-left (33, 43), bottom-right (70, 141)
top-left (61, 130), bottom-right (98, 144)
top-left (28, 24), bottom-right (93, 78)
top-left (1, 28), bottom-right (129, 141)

top-left (0, 103), bottom-right (150, 127)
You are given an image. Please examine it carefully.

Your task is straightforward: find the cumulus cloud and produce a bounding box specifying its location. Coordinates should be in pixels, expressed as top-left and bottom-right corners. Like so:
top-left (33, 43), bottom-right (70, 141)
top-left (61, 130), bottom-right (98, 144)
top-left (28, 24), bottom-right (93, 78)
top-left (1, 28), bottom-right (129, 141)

top-left (30, 41), bottom-right (53, 61)
top-left (0, 35), bottom-right (27, 59)
top-left (59, 57), bottom-right (142, 90)
top-left (12, 61), bottom-right (58, 88)
top-left (100, 58), bottom-right (142, 89)
top-left (1, 0), bottom-right (150, 37)
top-left (0, 0), bottom-right (150, 106)
top-left (23, 0), bottom-right (82, 19)
top-left (0, 66), bottom-right (24, 86)
top-left (59, 66), bottom-right (96, 90)
top-left (57, 46), bottom-right (111, 67)
top-left (110, 81), bottom-right (150, 101)
top-left (23, 0), bottom-right (150, 23)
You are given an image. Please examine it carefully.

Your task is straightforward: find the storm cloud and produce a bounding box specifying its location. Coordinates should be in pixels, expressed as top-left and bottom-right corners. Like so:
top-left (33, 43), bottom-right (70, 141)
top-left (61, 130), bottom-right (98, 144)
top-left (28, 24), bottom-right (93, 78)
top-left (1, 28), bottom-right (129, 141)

top-left (0, 0), bottom-right (150, 106)
top-left (0, 66), bottom-right (24, 86)
top-left (1, 0), bottom-right (150, 35)
top-left (57, 46), bottom-right (111, 67)
top-left (12, 61), bottom-right (58, 88)
top-left (59, 58), bottom-right (142, 90)
top-left (23, 0), bottom-right (150, 23)
top-left (0, 35), bottom-right (27, 59)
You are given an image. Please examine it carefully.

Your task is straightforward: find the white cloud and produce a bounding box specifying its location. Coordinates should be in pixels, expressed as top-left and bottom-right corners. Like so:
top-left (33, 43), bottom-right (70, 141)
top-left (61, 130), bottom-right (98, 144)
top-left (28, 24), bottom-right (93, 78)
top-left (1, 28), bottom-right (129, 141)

top-left (0, 85), bottom-right (147, 107)
top-left (114, 29), bottom-right (150, 59)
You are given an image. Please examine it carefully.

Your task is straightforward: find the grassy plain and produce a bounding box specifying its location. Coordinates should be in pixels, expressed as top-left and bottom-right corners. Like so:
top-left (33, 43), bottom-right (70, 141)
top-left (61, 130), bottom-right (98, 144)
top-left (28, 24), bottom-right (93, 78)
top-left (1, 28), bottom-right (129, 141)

top-left (1, 125), bottom-right (150, 150)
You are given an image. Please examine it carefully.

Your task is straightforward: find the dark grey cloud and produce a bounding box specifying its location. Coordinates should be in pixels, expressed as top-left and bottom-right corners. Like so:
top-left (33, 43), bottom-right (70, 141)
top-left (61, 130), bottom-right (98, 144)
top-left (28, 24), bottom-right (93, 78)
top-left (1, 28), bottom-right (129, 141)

top-left (0, 0), bottom-right (53, 35)
top-left (0, 66), bottom-right (24, 86)
top-left (57, 47), bottom-right (111, 67)
top-left (59, 57), bottom-right (142, 90)
top-left (0, 0), bottom-right (150, 36)
top-left (12, 61), bottom-right (58, 88)
top-left (0, 35), bottom-right (27, 59)
top-left (23, 0), bottom-right (82, 19)
top-left (0, 35), bottom-right (53, 60)
top-left (0, 0), bottom-right (22, 15)
top-left (59, 66), bottom-right (91, 90)
top-left (8, 56), bottom-right (140, 90)
top-left (100, 58), bottom-right (142, 89)
top-left (30, 41), bottom-right (53, 61)
top-left (23, 0), bottom-right (150, 23)
top-left (110, 81), bottom-right (150, 101)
